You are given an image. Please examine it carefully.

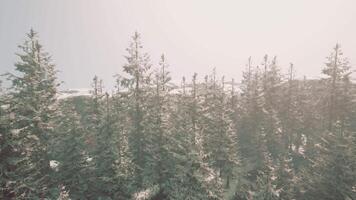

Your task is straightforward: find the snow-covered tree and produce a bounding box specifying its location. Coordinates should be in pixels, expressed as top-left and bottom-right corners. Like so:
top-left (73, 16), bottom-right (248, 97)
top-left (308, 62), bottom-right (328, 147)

top-left (120, 32), bottom-right (153, 189)
top-left (301, 44), bottom-right (356, 200)
top-left (169, 74), bottom-right (223, 199)
top-left (139, 54), bottom-right (174, 198)
top-left (261, 55), bottom-right (283, 160)
top-left (238, 60), bottom-right (266, 180)
top-left (200, 70), bottom-right (238, 189)
top-left (51, 101), bottom-right (89, 199)
top-left (5, 29), bottom-right (59, 198)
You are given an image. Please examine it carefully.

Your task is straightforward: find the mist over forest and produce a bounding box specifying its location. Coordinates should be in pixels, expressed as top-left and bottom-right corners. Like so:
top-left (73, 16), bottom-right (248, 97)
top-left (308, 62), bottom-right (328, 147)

top-left (0, 28), bottom-right (355, 200)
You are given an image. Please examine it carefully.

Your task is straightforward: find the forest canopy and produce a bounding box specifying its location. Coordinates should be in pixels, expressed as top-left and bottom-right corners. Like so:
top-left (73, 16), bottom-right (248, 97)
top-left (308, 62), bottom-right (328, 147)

top-left (0, 30), bottom-right (355, 200)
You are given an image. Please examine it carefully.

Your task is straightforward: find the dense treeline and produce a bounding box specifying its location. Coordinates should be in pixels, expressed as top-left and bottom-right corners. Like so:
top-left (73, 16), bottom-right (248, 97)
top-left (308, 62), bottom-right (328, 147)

top-left (0, 30), bottom-right (355, 199)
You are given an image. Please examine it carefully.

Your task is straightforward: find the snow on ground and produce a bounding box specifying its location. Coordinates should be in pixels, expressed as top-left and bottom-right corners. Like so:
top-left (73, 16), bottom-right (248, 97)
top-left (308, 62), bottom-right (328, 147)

top-left (57, 81), bottom-right (241, 99)
top-left (132, 185), bottom-right (159, 200)
top-left (58, 88), bottom-right (91, 99)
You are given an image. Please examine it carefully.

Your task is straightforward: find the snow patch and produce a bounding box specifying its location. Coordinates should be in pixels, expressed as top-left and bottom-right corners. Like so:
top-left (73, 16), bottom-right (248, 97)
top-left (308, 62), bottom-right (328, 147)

top-left (132, 185), bottom-right (159, 200)
top-left (58, 88), bottom-right (91, 99)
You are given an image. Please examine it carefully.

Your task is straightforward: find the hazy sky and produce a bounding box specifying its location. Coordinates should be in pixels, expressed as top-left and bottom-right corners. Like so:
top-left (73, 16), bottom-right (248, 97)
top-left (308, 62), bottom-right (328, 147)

top-left (1, 0), bottom-right (356, 89)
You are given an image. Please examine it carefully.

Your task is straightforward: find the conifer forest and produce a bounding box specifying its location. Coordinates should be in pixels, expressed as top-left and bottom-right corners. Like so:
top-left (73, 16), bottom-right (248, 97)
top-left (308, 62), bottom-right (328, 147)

top-left (0, 29), bottom-right (355, 200)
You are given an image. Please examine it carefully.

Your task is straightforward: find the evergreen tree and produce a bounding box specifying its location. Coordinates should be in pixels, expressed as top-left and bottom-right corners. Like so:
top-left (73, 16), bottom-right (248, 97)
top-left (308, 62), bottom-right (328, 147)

top-left (273, 64), bottom-right (300, 199)
top-left (169, 74), bottom-right (223, 199)
top-left (79, 76), bottom-right (106, 199)
top-left (200, 70), bottom-right (238, 189)
top-left (51, 102), bottom-right (88, 199)
top-left (261, 55), bottom-right (283, 159)
top-left (301, 44), bottom-right (356, 200)
top-left (94, 91), bottom-right (122, 199)
top-left (5, 29), bottom-right (59, 198)
top-left (112, 76), bottom-right (135, 197)
top-left (168, 76), bottom-right (208, 199)
top-left (237, 60), bottom-right (266, 181)
top-left (147, 54), bottom-right (173, 198)
top-left (0, 82), bottom-right (18, 198)
top-left (85, 76), bottom-right (124, 199)
top-left (120, 31), bottom-right (153, 189)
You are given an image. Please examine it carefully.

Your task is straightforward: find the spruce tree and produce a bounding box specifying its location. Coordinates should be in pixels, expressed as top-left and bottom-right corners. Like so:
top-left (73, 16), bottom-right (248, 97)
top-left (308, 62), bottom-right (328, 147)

top-left (238, 60), bottom-right (266, 180)
top-left (301, 44), bottom-right (356, 200)
top-left (0, 82), bottom-right (18, 198)
top-left (120, 32), bottom-right (153, 189)
top-left (6, 29), bottom-right (59, 198)
top-left (200, 70), bottom-right (238, 190)
top-left (148, 54), bottom-right (173, 198)
top-left (168, 76), bottom-right (209, 199)
top-left (51, 101), bottom-right (88, 199)
top-left (261, 56), bottom-right (283, 159)
top-left (112, 76), bottom-right (135, 197)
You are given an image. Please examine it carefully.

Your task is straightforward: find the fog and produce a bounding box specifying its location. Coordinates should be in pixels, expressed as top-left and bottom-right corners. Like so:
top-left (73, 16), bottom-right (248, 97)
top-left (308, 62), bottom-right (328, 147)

top-left (1, 0), bottom-right (356, 89)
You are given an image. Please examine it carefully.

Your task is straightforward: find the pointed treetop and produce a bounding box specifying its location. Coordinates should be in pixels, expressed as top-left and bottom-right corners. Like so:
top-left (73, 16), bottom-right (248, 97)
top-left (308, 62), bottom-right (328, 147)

top-left (27, 28), bottom-right (38, 39)
top-left (272, 56), bottom-right (277, 65)
top-left (264, 54), bottom-right (268, 62)
top-left (132, 31), bottom-right (142, 47)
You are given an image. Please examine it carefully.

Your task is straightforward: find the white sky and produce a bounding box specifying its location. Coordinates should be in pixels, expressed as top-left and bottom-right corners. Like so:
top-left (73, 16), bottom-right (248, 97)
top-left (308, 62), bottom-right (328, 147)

top-left (1, 0), bottom-right (356, 89)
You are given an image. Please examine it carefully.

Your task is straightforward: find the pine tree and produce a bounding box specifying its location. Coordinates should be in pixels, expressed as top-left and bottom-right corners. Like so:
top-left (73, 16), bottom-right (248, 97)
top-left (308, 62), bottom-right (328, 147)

top-left (85, 76), bottom-right (124, 199)
top-left (294, 76), bottom-right (318, 169)
top-left (200, 70), bottom-right (238, 190)
top-left (0, 82), bottom-right (19, 198)
top-left (146, 54), bottom-right (173, 198)
top-left (77, 76), bottom-right (104, 198)
top-left (120, 31), bottom-right (153, 189)
top-left (112, 76), bottom-right (135, 197)
top-left (235, 57), bottom-right (283, 199)
top-left (5, 29), bottom-right (59, 198)
top-left (51, 101), bottom-right (88, 199)
top-left (95, 91), bottom-right (122, 199)
top-left (322, 44), bottom-right (352, 132)
top-left (261, 55), bottom-right (283, 159)
top-left (238, 60), bottom-right (266, 180)
top-left (168, 76), bottom-right (206, 199)
top-left (273, 64), bottom-right (300, 199)
top-left (167, 74), bottom-right (223, 199)
top-left (301, 44), bottom-right (356, 200)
